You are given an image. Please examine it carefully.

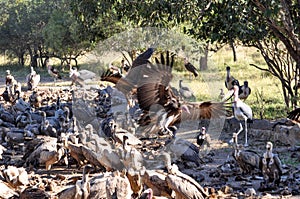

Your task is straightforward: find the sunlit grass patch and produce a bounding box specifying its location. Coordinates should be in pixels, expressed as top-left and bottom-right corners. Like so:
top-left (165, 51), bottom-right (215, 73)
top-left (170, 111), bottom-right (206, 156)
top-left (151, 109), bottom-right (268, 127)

top-left (0, 45), bottom-right (290, 120)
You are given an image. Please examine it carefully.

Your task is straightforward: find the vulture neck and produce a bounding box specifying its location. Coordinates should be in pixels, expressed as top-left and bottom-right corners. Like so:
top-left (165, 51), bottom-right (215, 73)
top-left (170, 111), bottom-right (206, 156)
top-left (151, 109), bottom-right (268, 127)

top-left (232, 134), bottom-right (240, 156)
top-left (82, 166), bottom-right (91, 184)
top-left (147, 188), bottom-right (153, 199)
top-left (265, 149), bottom-right (273, 158)
top-left (179, 80), bottom-right (183, 88)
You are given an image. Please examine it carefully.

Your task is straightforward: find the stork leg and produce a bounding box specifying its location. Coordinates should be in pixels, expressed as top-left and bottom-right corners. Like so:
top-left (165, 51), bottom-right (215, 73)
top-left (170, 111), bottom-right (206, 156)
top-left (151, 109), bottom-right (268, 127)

top-left (244, 119), bottom-right (248, 147)
top-left (237, 122), bottom-right (243, 135)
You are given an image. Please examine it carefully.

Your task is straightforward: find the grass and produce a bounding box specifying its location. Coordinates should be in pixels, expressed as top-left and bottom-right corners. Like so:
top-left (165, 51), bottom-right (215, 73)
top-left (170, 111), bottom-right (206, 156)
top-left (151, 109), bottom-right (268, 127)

top-left (0, 46), bottom-right (287, 120)
top-left (170, 46), bottom-right (287, 120)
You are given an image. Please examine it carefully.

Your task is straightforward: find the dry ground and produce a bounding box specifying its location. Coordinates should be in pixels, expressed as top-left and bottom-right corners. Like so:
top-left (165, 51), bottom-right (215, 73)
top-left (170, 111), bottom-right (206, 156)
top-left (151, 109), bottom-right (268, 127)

top-left (0, 75), bottom-right (299, 199)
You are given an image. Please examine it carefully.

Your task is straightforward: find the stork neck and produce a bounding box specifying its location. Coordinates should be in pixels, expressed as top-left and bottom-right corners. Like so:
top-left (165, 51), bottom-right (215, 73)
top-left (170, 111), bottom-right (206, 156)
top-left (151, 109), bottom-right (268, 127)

top-left (226, 69), bottom-right (230, 82)
top-left (233, 85), bottom-right (240, 102)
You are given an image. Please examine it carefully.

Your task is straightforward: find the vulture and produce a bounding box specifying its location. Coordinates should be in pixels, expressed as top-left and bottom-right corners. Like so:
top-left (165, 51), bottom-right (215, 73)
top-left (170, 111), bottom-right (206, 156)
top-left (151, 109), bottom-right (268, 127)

top-left (230, 132), bottom-right (261, 175)
top-left (57, 165), bottom-right (94, 199)
top-left (139, 188), bottom-right (169, 199)
top-left (46, 59), bottom-right (62, 83)
top-left (165, 164), bottom-right (209, 199)
top-left (69, 65), bottom-right (81, 86)
top-left (121, 59), bottom-right (130, 72)
top-left (74, 164), bottom-right (94, 199)
top-left (219, 88), bottom-right (225, 100)
top-left (88, 170), bottom-right (133, 199)
top-left (197, 127), bottom-right (210, 148)
top-left (184, 57), bottom-right (199, 78)
top-left (136, 59), bottom-right (230, 135)
top-left (3, 166), bottom-right (29, 188)
top-left (0, 180), bottom-right (19, 199)
top-left (19, 187), bottom-right (50, 199)
top-left (261, 142), bottom-right (283, 189)
top-left (24, 137), bottom-right (65, 170)
top-left (179, 79), bottom-right (195, 100)
top-left (165, 136), bottom-right (204, 167)
top-left (29, 90), bottom-right (42, 108)
top-left (26, 67), bottom-right (40, 90)
top-left (1, 86), bottom-right (16, 103)
top-left (102, 50), bottom-right (229, 135)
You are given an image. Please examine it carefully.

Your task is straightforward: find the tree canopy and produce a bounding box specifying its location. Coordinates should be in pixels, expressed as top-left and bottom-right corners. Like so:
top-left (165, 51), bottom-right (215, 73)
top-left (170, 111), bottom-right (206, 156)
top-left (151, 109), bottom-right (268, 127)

top-left (97, 0), bottom-right (300, 109)
top-left (0, 0), bottom-right (299, 108)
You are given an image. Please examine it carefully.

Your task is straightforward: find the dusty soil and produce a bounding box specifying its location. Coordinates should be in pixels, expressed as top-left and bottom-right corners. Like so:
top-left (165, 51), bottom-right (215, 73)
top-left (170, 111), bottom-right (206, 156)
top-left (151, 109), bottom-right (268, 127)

top-left (0, 75), bottom-right (299, 199)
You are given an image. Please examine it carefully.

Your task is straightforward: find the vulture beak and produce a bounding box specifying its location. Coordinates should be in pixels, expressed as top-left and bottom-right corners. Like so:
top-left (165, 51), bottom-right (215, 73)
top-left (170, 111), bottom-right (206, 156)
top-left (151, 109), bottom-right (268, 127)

top-left (181, 105), bottom-right (190, 114)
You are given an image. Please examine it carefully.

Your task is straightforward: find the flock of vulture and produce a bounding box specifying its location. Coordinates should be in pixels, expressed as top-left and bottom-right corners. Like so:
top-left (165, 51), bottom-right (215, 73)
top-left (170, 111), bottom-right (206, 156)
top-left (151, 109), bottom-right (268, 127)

top-left (0, 48), bottom-right (298, 199)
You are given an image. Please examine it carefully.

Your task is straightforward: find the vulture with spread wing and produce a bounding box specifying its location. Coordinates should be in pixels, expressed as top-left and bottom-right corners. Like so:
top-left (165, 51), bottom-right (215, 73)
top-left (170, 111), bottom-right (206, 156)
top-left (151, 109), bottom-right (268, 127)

top-left (136, 60), bottom-right (229, 135)
top-left (101, 49), bottom-right (229, 135)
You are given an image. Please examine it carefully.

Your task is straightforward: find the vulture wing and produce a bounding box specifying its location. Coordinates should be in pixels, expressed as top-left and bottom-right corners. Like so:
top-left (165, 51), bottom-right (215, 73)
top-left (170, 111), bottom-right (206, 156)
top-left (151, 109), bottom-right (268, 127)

top-left (287, 107), bottom-right (300, 122)
top-left (184, 62), bottom-right (199, 77)
top-left (181, 101), bottom-right (230, 121)
top-left (273, 154), bottom-right (283, 176)
top-left (131, 48), bottom-right (154, 69)
top-left (100, 69), bottom-right (134, 95)
top-left (136, 55), bottom-right (230, 129)
top-left (100, 69), bottom-right (122, 85)
top-left (136, 61), bottom-right (175, 112)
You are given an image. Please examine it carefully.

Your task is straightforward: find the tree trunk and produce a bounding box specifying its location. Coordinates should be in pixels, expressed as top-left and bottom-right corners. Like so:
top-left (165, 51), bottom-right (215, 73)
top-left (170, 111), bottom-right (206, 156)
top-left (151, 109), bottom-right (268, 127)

top-left (200, 44), bottom-right (209, 71)
top-left (17, 52), bottom-right (25, 66)
top-left (230, 41), bottom-right (237, 62)
top-left (294, 65), bottom-right (299, 108)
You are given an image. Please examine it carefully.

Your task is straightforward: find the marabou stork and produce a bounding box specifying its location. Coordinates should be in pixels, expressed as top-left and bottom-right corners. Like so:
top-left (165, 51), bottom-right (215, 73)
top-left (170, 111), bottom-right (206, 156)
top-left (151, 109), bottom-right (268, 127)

top-left (239, 81), bottom-right (251, 100)
top-left (232, 80), bottom-right (253, 146)
top-left (225, 66), bottom-right (239, 90)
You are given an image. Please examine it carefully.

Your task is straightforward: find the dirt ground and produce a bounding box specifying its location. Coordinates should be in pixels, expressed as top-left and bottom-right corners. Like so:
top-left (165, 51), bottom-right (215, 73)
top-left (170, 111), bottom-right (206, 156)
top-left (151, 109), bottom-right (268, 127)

top-left (0, 75), bottom-right (299, 199)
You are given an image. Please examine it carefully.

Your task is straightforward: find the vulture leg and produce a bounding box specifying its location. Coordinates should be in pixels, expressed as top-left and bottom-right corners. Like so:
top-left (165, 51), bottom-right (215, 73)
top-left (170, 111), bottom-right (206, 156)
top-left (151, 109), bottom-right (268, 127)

top-left (164, 115), bottom-right (176, 137)
top-left (272, 170), bottom-right (279, 188)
